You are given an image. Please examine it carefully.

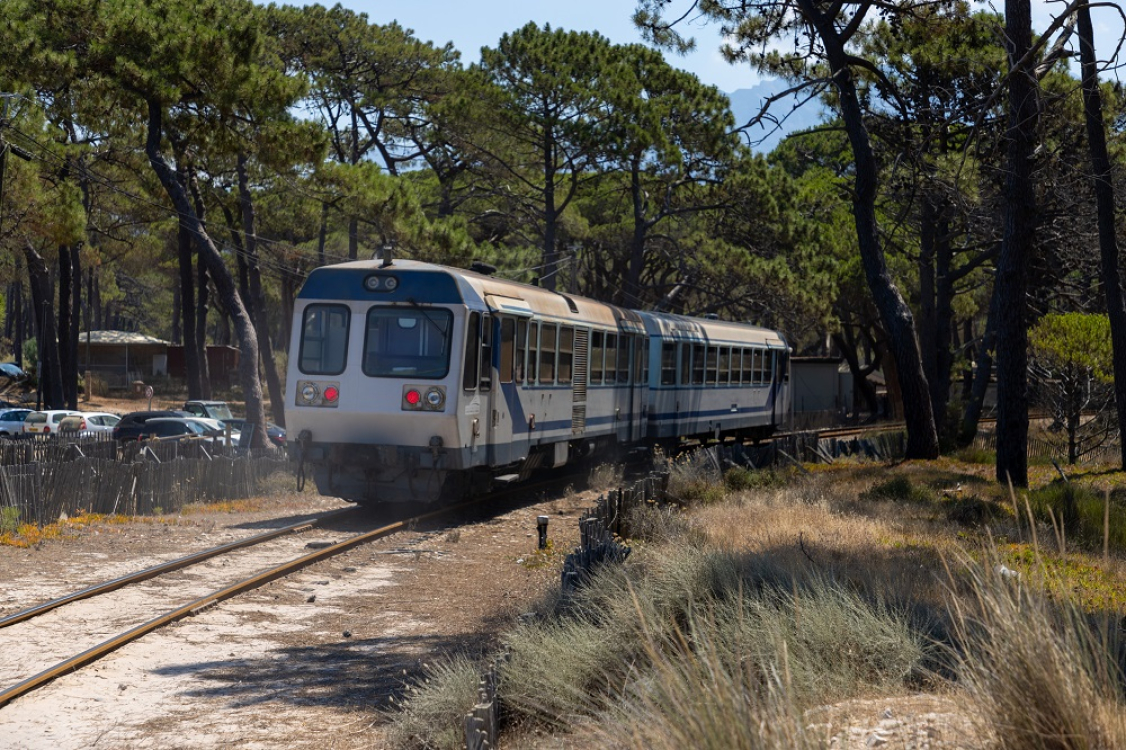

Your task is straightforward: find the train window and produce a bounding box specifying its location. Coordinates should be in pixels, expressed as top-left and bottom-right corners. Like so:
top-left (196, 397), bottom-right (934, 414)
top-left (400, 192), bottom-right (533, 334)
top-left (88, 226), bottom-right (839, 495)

top-left (299, 304), bottom-right (350, 376)
top-left (679, 343), bottom-right (691, 385)
top-left (660, 343), bottom-right (677, 386)
top-left (364, 307), bottom-right (453, 379)
top-left (479, 314), bottom-right (492, 392)
top-left (499, 318), bottom-right (515, 384)
top-left (741, 349), bottom-right (752, 384)
top-left (526, 322), bottom-right (539, 384)
top-left (638, 338), bottom-right (649, 385)
top-left (691, 345), bottom-right (705, 385)
top-left (760, 349), bottom-right (771, 384)
top-left (705, 346), bottom-right (718, 385)
top-left (617, 336), bottom-right (630, 383)
top-left (515, 320), bottom-right (528, 383)
top-left (718, 347), bottom-right (731, 386)
top-left (558, 327), bottom-right (574, 384)
top-left (591, 331), bottom-right (604, 385)
top-left (539, 323), bottom-right (557, 384)
top-left (462, 312), bottom-right (480, 391)
top-left (781, 351), bottom-right (790, 381)
top-left (604, 334), bottom-right (617, 384)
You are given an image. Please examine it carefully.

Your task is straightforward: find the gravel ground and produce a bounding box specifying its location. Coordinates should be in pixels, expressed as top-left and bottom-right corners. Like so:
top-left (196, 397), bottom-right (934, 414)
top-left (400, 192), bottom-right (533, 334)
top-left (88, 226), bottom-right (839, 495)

top-left (0, 482), bottom-right (592, 750)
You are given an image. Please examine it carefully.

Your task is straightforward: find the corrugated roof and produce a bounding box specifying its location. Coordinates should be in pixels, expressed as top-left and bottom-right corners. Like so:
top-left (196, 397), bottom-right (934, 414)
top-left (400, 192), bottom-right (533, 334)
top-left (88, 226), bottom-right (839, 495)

top-left (79, 330), bottom-right (170, 346)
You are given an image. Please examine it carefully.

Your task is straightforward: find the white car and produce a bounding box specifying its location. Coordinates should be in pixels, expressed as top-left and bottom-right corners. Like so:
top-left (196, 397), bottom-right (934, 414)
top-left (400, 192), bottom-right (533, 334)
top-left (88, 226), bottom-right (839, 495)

top-left (0, 408), bottom-right (32, 437)
top-left (58, 411), bottom-right (122, 436)
top-left (22, 410), bottom-right (82, 436)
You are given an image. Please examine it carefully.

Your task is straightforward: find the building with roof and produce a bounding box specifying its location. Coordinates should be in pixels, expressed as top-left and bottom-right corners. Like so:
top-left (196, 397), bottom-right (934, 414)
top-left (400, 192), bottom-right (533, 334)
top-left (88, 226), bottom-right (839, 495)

top-left (78, 330), bottom-right (170, 388)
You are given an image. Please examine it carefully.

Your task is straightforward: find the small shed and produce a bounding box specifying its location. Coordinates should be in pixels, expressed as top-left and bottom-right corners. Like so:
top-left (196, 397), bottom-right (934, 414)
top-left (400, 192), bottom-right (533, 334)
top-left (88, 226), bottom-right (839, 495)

top-left (78, 330), bottom-right (169, 388)
top-left (790, 356), bottom-right (851, 430)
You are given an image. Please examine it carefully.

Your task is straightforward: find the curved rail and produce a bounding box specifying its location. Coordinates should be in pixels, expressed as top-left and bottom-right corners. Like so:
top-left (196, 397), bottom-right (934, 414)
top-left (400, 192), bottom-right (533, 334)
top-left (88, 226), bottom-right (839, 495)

top-left (0, 501), bottom-right (462, 708)
top-left (0, 508), bottom-right (353, 629)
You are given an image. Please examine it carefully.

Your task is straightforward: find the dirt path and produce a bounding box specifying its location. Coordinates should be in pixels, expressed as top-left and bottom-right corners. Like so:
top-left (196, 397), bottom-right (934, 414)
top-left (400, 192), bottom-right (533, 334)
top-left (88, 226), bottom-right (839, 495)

top-left (0, 487), bottom-right (589, 749)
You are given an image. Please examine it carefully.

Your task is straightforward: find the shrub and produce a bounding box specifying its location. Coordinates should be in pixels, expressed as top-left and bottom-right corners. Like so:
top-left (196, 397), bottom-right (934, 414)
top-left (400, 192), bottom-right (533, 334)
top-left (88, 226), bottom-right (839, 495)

top-left (859, 476), bottom-right (936, 504)
top-left (383, 654), bottom-right (483, 750)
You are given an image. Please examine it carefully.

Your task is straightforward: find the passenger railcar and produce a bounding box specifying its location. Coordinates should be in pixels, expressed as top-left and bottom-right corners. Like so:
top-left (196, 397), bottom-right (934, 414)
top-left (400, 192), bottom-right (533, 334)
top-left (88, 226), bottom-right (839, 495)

top-left (286, 258), bottom-right (790, 505)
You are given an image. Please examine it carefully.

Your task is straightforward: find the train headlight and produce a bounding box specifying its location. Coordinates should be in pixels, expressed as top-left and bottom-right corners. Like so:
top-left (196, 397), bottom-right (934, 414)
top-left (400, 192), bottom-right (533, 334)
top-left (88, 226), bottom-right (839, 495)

top-left (404, 389), bottom-right (422, 408)
top-left (300, 383), bottom-right (319, 403)
top-left (425, 388), bottom-right (444, 408)
top-left (323, 385), bottom-right (340, 403)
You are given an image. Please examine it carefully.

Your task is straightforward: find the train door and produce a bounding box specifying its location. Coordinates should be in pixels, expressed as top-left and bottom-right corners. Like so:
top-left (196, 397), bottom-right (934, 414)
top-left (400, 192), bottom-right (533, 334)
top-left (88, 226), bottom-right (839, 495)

top-left (461, 311), bottom-right (492, 463)
top-left (489, 315), bottom-right (518, 465)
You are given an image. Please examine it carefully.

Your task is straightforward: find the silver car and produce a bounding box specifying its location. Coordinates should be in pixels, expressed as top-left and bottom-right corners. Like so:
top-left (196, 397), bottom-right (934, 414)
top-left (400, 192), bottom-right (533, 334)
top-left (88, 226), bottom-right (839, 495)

top-left (0, 409), bottom-right (31, 437)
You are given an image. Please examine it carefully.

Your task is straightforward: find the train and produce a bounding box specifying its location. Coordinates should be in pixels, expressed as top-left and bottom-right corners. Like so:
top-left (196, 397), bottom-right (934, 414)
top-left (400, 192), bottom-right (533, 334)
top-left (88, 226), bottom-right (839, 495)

top-left (285, 256), bottom-right (791, 505)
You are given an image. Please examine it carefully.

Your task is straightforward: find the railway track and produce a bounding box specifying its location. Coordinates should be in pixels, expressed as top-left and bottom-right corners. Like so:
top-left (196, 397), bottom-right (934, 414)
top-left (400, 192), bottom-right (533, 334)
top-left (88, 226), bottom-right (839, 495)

top-left (0, 501), bottom-right (469, 709)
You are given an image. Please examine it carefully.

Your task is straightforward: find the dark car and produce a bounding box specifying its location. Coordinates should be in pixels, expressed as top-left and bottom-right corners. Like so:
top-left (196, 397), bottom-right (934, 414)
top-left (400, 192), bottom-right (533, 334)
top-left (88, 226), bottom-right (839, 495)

top-left (221, 418), bottom-right (286, 448)
top-left (133, 418), bottom-right (216, 442)
top-left (112, 410), bottom-right (190, 442)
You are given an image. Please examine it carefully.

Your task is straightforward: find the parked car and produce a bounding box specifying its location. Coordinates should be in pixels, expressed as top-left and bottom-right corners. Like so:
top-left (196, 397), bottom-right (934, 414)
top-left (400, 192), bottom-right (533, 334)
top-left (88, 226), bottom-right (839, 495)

top-left (136, 417), bottom-right (240, 446)
top-left (0, 408), bottom-right (32, 437)
top-left (220, 418), bottom-right (286, 448)
top-left (58, 412), bottom-right (122, 437)
top-left (23, 410), bottom-right (82, 436)
top-left (183, 400), bottom-right (234, 421)
top-left (112, 410), bottom-right (190, 442)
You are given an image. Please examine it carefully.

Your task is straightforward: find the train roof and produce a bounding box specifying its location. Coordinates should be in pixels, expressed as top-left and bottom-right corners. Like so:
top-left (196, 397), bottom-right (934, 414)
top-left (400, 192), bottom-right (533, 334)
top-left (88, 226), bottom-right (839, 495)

top-left (639, 311), bottom-right (789, 348)
top-left (298, 259), bottom-right (785, 344)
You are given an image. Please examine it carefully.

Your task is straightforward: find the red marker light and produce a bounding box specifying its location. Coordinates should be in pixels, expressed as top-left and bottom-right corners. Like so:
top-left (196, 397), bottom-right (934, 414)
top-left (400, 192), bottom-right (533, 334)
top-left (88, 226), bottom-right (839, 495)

top-left (323, 386), bottom-right (340, 402)
top-left (405, 389), bottom-right (421, 406)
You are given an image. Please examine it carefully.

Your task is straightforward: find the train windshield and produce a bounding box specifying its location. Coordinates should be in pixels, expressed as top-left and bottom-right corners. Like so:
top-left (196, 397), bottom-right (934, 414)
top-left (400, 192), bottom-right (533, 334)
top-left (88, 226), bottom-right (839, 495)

top-left (363, 307), bottom-right (453, 379)
top-left (299, 304), bottom-right (350, 375)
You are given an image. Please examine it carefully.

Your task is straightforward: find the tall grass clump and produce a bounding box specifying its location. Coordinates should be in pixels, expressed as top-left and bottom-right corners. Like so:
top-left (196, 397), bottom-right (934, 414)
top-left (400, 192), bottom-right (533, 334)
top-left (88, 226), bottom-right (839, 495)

top-left (382, 653), bottom-right (482, 750)
top-left (947, 551), bottom-right (1126, 749)
top-left (588, 620), bottom-right (816, 750)
top-left (663, 449), bottom-right (725, 505)
top-left (497, 546), bottom-right (929, 740)
top-left (1026, 482), bottom-right (1126, 552)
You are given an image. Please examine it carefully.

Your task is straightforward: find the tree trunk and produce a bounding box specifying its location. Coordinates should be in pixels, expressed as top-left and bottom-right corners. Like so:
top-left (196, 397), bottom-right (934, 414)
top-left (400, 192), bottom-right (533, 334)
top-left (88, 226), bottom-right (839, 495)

top-left (196, 254), bottom-right (213, 399)
top-left (143, 99), bottom-right (268, 450)
top-left (994, 0), bottom-right (1038, 486)
top-left (238, 152), bottom-right (286, 430)
top-left (57, 246), bottom-right (76, 408)
top-left (802, 4), bottom-right (939, 458)
top-left (1078, 4), bottom-right (1126, 472)
top-left (24, 244), bottom-right (65, 410)
top-left (177, 205), bottom-right (203, 398)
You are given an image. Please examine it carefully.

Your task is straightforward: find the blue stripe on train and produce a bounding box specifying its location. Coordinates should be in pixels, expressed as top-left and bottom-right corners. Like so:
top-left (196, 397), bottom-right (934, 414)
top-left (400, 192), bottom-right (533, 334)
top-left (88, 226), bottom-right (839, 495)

top-left (298, 268), bottom-right (464, 303)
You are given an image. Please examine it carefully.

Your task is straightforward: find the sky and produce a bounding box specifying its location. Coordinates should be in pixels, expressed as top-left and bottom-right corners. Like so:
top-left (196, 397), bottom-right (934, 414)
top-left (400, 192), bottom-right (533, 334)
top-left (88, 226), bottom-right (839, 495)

top-left (342, 0), bottom-right (1125, 93)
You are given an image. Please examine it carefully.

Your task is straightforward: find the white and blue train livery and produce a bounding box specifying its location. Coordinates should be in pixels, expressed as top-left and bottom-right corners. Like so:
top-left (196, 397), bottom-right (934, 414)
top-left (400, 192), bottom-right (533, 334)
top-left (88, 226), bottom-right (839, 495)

top-left (286, 257), bottom-right (790, 505)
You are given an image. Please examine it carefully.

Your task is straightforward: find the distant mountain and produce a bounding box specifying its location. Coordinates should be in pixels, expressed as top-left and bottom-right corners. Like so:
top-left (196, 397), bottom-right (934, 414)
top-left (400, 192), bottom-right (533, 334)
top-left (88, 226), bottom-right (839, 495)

top-left (726, 79), bottom-right (827, 154)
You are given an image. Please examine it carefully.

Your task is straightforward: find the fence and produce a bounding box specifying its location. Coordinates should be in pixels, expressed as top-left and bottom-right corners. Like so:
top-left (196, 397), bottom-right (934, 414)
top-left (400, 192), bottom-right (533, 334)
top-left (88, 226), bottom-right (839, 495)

top-left (973, 430), bottom-right (1122, 467)
top-left (0, 455), bottom-right (290, 528)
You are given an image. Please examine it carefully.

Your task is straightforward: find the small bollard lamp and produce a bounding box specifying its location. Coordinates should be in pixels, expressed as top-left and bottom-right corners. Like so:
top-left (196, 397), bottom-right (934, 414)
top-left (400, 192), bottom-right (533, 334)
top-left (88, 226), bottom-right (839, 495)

top-left (537, 515), bottom-right (549, 550)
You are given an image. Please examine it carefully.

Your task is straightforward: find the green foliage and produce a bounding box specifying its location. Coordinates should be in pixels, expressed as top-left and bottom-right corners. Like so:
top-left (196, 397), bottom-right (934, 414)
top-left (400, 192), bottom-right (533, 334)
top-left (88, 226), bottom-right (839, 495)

top-left (1029, 313), bottom-right (1114, 382)
top-left (0, 507), bottom-right (20, 536)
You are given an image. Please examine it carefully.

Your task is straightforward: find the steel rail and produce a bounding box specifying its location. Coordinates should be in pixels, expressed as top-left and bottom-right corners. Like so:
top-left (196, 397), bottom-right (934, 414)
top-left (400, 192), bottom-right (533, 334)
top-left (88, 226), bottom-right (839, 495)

top-left (0, 502), bottom-right (461, 708)
top-left (0, 508), bottom-right (354, 630)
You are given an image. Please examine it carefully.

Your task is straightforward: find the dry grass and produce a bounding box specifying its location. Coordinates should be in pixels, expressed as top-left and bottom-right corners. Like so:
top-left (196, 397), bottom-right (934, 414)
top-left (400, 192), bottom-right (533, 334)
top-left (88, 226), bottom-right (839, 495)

top-left (385, 459), bottom-right (1126, 750)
